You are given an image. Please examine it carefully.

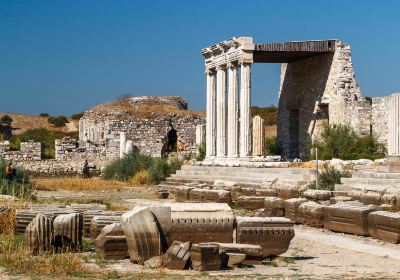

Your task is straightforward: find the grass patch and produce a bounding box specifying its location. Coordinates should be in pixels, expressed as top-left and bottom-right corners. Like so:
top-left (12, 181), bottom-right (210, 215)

top-left (0, 158), bottom-right (34, 199)
top-left (33, 177), bottom-right (134, 191)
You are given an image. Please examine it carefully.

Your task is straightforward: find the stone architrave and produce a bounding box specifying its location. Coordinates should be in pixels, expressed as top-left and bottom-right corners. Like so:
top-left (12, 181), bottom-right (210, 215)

top-left (388, 93), bottom-right (400, 156)
top-left (240, 63), bottom-right (252, 157)
top-left (216, 65), bottom-right (227, 157)
top-left (227, 63), bottom-right (239, 157)
top-left (252, 115), bottom-right (265, 156)
top-left (119, 132), bottom-right (127, 158)
top-left (24, 214), bottom-right (53, 254)
top-left (206, 69), bottom-right (217, 157)
top-left (121, 206), bottom-right (162, 264)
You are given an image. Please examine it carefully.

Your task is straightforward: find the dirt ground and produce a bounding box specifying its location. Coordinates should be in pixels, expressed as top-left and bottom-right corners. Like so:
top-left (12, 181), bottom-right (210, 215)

top-left (3, 186), bottom-right (400, 279)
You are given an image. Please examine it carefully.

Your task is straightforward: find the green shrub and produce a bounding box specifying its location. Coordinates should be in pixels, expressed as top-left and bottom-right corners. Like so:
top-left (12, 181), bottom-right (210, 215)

top-left (48, 116), bottom-right (68, 127)
top-left (0, 115), bottom-right (13, 126)
top-left (312, 124), bottom-right (386, 160)
top-left (9, 128), bottom-right (78, 159)
top-left (71, 112), bottom-right (84, 120)
top-left (308, 164), bottom-right (351, 191)
top-left (196, 144), bottom-right (206, 161)
top-left (103, 151), bottom-right (182, 184)
top-left (264, 136), bottom-right (279, 155)
top-left (39, 113), bottom-right (49, 117)
top-left (0, 158), bottom-right (34, 198)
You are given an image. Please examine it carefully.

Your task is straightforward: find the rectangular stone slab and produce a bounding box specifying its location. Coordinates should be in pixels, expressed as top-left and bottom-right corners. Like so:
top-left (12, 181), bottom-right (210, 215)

top-left (237, 196), bottom-right (266, 210)
top-left (201, 242), bottom-right (263, 258)
top-left (297, 201), bottom-right (324, 228)
top-left (284, 198), bottom-right (307, 222)
top-left (368, 211), bottom-right (400, 243)
top-left (190, 244), bottom-right (222, 271)
top-left (121, 206), bottom-right (162, 264)
top-left (236, 217), bottom-right (295, 257)
top-left (324, 205), bottom-right (377, 236)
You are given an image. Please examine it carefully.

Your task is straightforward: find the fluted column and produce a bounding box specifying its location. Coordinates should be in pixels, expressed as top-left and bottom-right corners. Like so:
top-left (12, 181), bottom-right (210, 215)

top-left (227, 63), bottom-right (239, 157)
top-left (240, 63), bottom-right (252, 157)
top-left (216, 65), bottom-right (227, 157)
top-left (206, 69), bottom-right (216, 157)
top-left (389, 93), bottom-right (400, 156)
top-left (252, 115), bottom-right (265, 156)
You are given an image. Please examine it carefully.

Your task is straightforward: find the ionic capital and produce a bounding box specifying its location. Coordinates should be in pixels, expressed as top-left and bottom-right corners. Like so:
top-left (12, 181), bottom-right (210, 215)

top-left (216, 64), bottom-right (227, 71)
top-left (205, 68), bottom-right (216, 75)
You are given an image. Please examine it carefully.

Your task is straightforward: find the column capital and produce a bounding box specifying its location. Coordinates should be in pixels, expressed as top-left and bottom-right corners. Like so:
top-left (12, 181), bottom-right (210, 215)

top-left (227, 61), bottom-right (239, 69)
top-left (205, 68), bottom-right (216, 75)
top-left (238, 59), bottom-right (252, 66)
top-left (216, 64), bottom-right (227, 71)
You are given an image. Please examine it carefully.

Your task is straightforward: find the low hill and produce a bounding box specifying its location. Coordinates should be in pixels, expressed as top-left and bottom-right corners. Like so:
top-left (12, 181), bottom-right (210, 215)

top-left (0, 113), bottom-right (78, 135)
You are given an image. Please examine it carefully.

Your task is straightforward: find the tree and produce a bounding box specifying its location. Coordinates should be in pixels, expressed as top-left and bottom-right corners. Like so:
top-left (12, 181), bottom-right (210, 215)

top-left (0, 115), bottom-right (13, 126)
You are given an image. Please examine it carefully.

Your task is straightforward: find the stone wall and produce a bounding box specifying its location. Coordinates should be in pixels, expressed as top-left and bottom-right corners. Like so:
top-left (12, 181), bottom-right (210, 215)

top-left (277, 41), bottom-right (371, 160)
top-left (0, 140), bottom-right (41, 161)
top-left (129, 96), bottom-right (188, 110)
top-left (372, 96), bottom-right (390, 148)
top-left (79, 110), bottom-right (205, 159)
top-left (55, 137), bottom-right (106, 160)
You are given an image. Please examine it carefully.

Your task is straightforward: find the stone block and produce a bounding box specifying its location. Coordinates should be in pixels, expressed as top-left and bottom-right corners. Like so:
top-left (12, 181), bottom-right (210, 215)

top-left (190, 243), bottom-right (224, 271)
top-left (24, 214), bottom-right (53, 254)
top-left (69, 203), bottom-right (107, 213)
top-left (237, 196), bottom-right (266, 210)
top-left (53, 213), bottom-right (83, 251)
top-left (90, 216), bottom-right (121, 241)
top-left (174, 186), bottom-right (194, 202)
top-left (264, 197), bottom-right (285, 217)
top-left (94, 222), bottom-right (128, 260)
top-left (168, 203), bottom-right (234, 244)
top-left (284, 198), bottom-right (307, 222)
top-left (121, 206), bottom-right (162, 264)
top-left (236, 217), bottom-right (295, 257)
top-left (227, 253), bottom-right (246, 266)
top-left (148, 206), bottom-right (171, 252)
top-left (330, 196), bottom-right (353, 204)
top-left (368, 211), bottom-right (400, 243)
top-left (324, 204), bottom-right (377, 235)
top-left (163, 241), bottom-right (191, 270)
top-left (202, 242), bottom-right (263, 258)
top-left (276, 184), bottom-right (301, 199)
top-left (303, 190), bottom-right (332, 201)
top-left (230, 186), bottom-right (256, 201)
top-left (297, 201), bottom-right (325, 228)
top-left (256, 188), bottom-right (278, 197)
top-left (203, 189), bottom-right (231, 204)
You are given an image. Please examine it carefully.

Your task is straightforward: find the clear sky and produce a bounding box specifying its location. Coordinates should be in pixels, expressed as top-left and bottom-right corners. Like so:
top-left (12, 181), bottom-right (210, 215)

top-left (0, 0), bottom-right (399, 116)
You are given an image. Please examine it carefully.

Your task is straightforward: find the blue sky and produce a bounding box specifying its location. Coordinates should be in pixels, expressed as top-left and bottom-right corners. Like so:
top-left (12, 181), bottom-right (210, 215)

top-left (0, 0), bottom-right (399, 115)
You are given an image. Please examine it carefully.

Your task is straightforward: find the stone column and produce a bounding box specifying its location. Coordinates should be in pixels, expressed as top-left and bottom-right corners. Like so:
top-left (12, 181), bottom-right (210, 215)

top-left (388, 93), bottom-right (400, 156)
top-left (216, 65), bottom-right (227, 157)
top-left (252, 115), bottom-right (265, 156)
top-left (119, 132), bottom-right (126, 158)
top-left (196, 124), bottom-right (206, 148)
top-left (240, 63), bottom-right (252, 157)
top-left (206, 69), bottom-right (216, 157)
top-left (227, 63), bottom-right (239, 157)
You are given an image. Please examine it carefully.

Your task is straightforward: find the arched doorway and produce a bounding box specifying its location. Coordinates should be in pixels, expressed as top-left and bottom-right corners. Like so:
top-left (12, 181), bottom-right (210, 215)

top-left (161, 129), bottom-right (178, 157)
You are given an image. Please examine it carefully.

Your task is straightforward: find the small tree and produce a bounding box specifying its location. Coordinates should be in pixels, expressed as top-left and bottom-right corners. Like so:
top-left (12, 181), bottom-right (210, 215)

top-left (48, 116), bottom-right (68, 127)
top-left (71, 112), bottom-right (84, 120)
top-left (0, 115), bottom-right (13, 126)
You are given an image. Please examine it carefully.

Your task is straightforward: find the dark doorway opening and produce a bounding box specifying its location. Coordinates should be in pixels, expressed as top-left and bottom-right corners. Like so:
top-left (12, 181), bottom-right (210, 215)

top-left (161, 129), bottom-right (178, 157)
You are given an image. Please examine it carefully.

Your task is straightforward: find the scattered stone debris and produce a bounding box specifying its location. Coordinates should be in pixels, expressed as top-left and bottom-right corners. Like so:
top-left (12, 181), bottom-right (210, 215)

top-left (163, 241), bottom-right (192, 270)
top-left (53, 213), bottom-right (83, 251)
top-left (24, 213), bottom-right (53, 254)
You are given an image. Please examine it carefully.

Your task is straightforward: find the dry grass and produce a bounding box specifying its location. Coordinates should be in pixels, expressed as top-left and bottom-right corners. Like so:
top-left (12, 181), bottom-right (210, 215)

top-left (33, 177), bottom-right (136, 191)
top-left (0, 112), bottom-right (78, 135)
top-left (92, 101), bottom-right (204, 118)
top-left (0, 234), bottom-right (89, 277)
top-left (130, 170), bottom-right (150, 185)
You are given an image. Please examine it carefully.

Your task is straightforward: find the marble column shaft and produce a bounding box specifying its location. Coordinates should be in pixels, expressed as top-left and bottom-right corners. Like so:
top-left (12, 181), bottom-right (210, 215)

top-left (216, 66), bottom-right (227, 157)
top-left (389, 93), bottom-right (400, 156)
top-left (119, 132), bottom-right (127, 159)
top-left (227, 64), bottom-right (239, 157)
top-left (206, 69), bottom-right (216, 157)
top-left (252, 115), bottom-right (265, 156)
top-left (240, 63), bottom-right (252, 157)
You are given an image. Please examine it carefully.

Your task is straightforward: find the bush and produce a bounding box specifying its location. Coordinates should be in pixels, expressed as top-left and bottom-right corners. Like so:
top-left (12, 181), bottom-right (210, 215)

top-left (103, 150), bottom-right (182, 184)
top-left (39, 113), bottom-right (49, 117)
top-left (264, 136), bottom-right (279, 155)
top-left (308, 164), bottom-right (351, 191)
top-left (196, 144), bottom-right (206, 161)
top-left (312, 124), bottom-right (386, 160)
top-left (48, 116), bottom-right (68, 127)
top-left (0, 115), bottom-right (13, 126)
top-left (71, 112), bottom-right (84, 120)
top-left (130, 170), bottom-right (150, 185)
top-left (0, 158), bottom-right (34, 198)
top-left (9, 128), bottom-right (78, 159)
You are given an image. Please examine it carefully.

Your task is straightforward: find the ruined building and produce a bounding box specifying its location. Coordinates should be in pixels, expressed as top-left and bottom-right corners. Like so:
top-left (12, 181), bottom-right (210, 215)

top-left (77, 96), bottom-right (205, 159)
top-left (201, 36), bottom-right (393, 161)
